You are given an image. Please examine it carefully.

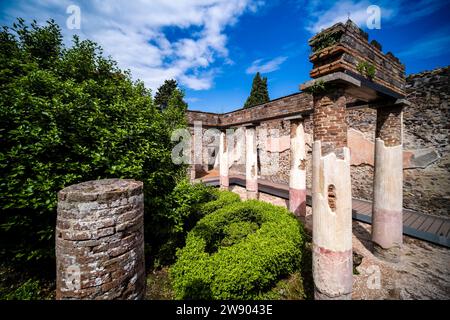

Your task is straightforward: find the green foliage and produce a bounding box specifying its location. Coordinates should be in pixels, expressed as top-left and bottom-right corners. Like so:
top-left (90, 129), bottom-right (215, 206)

top-left (199, 189), bottom-right (241, 215)
top-left (243, 72), bottom-right (270, 108)
top-left (170, 200), bottom-right (305, 300)
top-left (370, 39), bottom-right (382, 51)
top-left (150, 182), bottom-right (240, 267)
top-left (0, 19), bottom-right (186, 267)
top-left (303, 79), bottom-right (327, 94)
top-left (155, 79), bottom-right (185, 111)
top-left (163, 89), bottom-right (188, 132)
top-left (2, 279), bottom-right (42, 300)
top-left (356, 61), bottom-right (376, 79)
top-left (311, 30), bottom-right (343, 53)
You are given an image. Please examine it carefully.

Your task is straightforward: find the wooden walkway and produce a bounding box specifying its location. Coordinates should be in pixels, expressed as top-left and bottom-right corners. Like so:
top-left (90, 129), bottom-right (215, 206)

top-left (199, 174), bottom-right (450, 248)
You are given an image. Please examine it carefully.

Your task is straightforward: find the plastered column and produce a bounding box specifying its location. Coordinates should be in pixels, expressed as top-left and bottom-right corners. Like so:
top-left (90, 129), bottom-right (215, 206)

top-left (312, 90), bottom-right (352, 300)
top-left (372, 106), bottom-right (403, 262)
top-left (190, 121), bottom-right (203, 180)
top-left (289, 119), bottom-right (306, 217)
top-left (246, 126), bottom-right (258, 199)
top-left (219, 130), bottom-right (229, 190)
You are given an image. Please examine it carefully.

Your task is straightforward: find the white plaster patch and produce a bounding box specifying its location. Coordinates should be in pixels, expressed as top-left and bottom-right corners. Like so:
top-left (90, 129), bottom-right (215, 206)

top-left (312, 141), bottom-right (353, 252)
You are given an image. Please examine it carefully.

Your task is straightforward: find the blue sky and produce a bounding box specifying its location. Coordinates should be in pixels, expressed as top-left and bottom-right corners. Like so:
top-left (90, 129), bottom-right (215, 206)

top-left (1, 0), bottom-right (449, 113)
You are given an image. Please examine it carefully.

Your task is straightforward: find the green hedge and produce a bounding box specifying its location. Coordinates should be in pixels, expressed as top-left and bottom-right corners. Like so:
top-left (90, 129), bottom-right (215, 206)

top-left (0, 19), bottom-right (187, 268)
top-left (170, 200), bottom-right (304, 299)
top-left (151, 182), bottom-right (241, 267)
top-left (199, 188), bottom-right (241, 216)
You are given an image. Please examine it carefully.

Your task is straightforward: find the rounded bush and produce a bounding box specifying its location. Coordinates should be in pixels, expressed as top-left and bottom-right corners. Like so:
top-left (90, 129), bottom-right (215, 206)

top-left (170, 200), bottom-right (305, 299)
top-left (199, 189), bottom-right (241, 216)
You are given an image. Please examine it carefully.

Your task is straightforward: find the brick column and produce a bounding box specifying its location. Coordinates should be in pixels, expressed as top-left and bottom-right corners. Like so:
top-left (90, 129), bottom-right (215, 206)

top-left (312, 89), bottom-right (352, 300)
top-left (219, 130), bottom-right (229, 190)
top-left (245, 126), bottom-right (258, 199)
top-left (372, 106), bottom-right (403, 262)
top-left (289, 119), bottom-right (306, 217)
top-left (56, 179), bottom-right (145, 300)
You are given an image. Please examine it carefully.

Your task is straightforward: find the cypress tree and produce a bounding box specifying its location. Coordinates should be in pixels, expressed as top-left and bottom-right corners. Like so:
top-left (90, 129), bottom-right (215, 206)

top-left (155, 79), bottom-right (178, 111)
top-left (244, 72), bottom-right (270, 108)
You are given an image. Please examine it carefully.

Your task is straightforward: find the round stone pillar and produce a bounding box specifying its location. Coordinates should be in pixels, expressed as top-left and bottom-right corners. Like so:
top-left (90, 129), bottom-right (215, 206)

top-left (56, 179), bottom-right (145, 300)
top-left (245, 126), bottom-right (258, 199)
top-left (289, 119), bottom-right (306, 217)
top-left (372, 106), bottom-right (403, 262)
top-left (219, 130), bottom-right (229, 190)
top-left (312, 89), bottom-right (352, 300)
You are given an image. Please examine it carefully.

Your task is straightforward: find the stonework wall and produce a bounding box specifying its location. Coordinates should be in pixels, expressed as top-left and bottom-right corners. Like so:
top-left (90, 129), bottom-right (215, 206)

top-left (56, 179), bottom-right (145, 300)
top-left (346, 67), bottom-right (449, 216)
top-left (403, 67), bottom-right (450, 216)
top-left (190, 66), bottom-right (449, 218)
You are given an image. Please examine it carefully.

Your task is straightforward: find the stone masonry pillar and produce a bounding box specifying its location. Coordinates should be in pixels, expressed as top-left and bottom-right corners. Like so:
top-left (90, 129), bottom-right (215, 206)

top-left (289, 119), bottom-right (306, 217)
top-left (219, 130), bottom-right (229, 190)
top-left (56, 179), bottom-right (145, 300)
top-left (372, 106), bottom-right (403, 262)
top-left (312, 89), bottom-right (352, 300)
top-left (245, 126), bottom-right (258, 200)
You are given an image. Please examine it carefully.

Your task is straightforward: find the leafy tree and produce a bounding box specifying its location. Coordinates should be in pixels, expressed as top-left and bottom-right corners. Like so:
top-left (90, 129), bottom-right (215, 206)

top-left (155, 79), bottom-right (187, 111)
top-left (243, 72), bottom-right (270, 108)
top-left (0, 19), bottom-right (186, 273)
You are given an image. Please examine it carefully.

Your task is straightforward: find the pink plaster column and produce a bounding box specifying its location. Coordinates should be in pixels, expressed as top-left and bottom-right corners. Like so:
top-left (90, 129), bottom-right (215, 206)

top-left (289, 118), bottom-right (307, 217)
top-left (219, 130), bottom-right (229, 190)
top-left (312, 89), bottom-right (352, 300)
top-left (372, 106), bottom-right (404, 262)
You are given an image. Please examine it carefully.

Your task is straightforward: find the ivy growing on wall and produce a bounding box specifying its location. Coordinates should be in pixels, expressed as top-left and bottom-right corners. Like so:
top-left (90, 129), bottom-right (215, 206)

top-left (356, 61), bottom-right (376, 80)
top-left (310, 30), bottom-right (343, 53)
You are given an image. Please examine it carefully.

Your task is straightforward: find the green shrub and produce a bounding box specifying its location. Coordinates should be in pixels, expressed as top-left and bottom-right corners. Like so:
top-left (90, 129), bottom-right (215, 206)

top-left (0, 19), bottom-right (187, 267)
top-left (2, 279), bottom-right (42, 300)
top-left (310, 30), bottom-right (343, 53)
top-left (170, 200), bottom-right (305, 300)
top-left (150, 182), bottom-right (241, 267)
top-left (199, 189), bottom-right (241, 215)
top-left (356, 61), bottom-right (376, 80)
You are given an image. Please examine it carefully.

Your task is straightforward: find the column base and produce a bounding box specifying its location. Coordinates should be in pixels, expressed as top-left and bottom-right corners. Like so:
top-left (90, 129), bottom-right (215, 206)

top-left (373, 243), bottom-right (401, 263)
top-left (314, 288), bottom-right (351, 300)
top-left (313, 244), bottom-right (353, 300)
top-left (220, 176), bottom-right (229, 190)
top-left (289, 188), bottom-right (306, 217)
top-left (246, 190), bottom-right (259, 200)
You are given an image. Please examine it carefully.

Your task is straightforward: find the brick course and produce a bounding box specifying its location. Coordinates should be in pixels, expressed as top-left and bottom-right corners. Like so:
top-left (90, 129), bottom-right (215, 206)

top-left (313, 89), bottom-right (348, 156)
top-left (56, 179), bottom-right (145, 300)
top-left (375, 106), bottom-right (403, 147)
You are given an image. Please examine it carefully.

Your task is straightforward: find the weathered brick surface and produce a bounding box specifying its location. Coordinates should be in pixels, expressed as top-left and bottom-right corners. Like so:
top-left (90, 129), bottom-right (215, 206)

top-left (56, 179), bottom-right (145, 300)
top-left (187, 92), bottom-right (313, 127)
top-left (376, 106), bottom-right (403, 147)
top-left (313, 89), bottom-right (348, 156)
top-left (308, 20), bottom-right (405, 96)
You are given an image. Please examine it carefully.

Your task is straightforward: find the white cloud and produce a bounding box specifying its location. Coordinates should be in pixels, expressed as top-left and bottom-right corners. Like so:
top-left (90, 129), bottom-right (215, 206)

top-left (302, 0), bottom-right (445, 34)
top-left (246, 56), bottom-right (287, 74)
top-left (304, 0), bottom-right (395, 33)
top-left (1, 0), bottom-right (264, 91)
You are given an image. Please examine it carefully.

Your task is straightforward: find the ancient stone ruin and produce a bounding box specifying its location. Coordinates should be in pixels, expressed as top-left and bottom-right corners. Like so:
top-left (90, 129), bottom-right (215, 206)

top-left (56, 179), bottom-right (145, 300)
top-left (187, 20), bottom-right (449, 299)
top-left (54, 20), bottom-right (449, 300)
